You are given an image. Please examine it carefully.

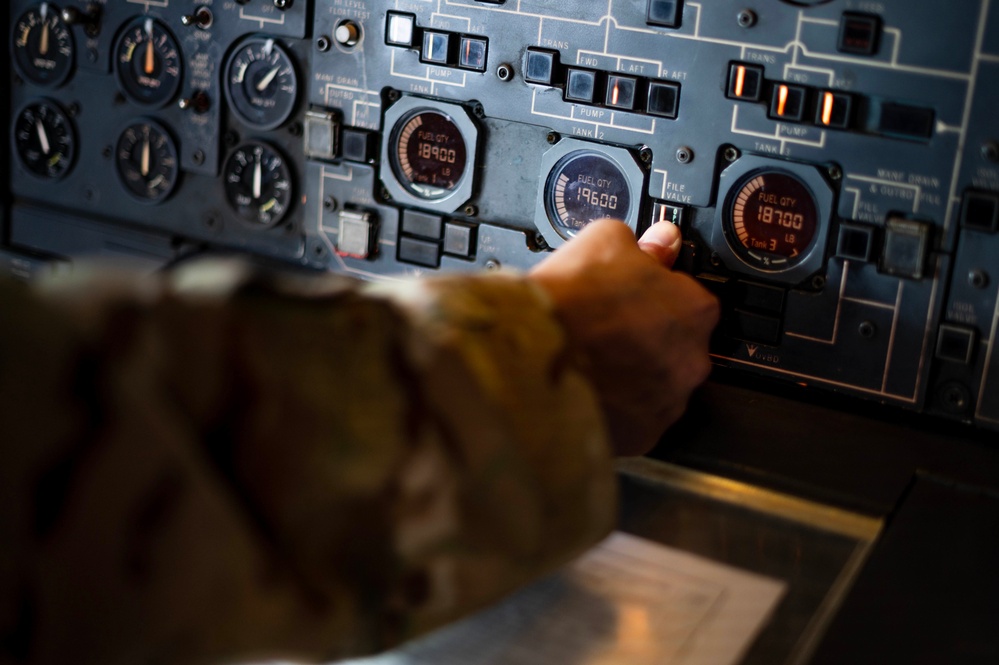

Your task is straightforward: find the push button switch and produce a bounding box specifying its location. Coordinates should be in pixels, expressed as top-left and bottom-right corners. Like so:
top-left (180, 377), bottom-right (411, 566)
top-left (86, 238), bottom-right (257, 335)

top-left (769, 84), bottom-right (807, 122)
top-left (647, 81), bottom-right (680, 118)
top-left (386, 12), bottom-right (416, 47)
top-left (398, 236), bottom-right (441, 268)
top-left (838, 12), bottom-right (882, 55)
top-left (961, 191), bottom-right (999, 232)
top-left (402, 210), bottom-right (443, 239)
top-left (459, 36), bottom-right (488, 71)
top-left (421, 31), bottom-right (452, 64)
top-left (837, 223), bottom-right (876, 262)
top-left (524, 48), bottom-right (559, 85)
top-left (880, 217), bottom-right (931, 279)
top-left (877, 103), bottom-right (935, 140)
top-left (565, 68), bottom-right (599, 103)
top-left (647, 0), bottom-right (683, 28)
top-left (936, 324), bottom-right (977, 365)
top-left (606, 75), bottom-right (638, 110)
top-left (443, 222), bottom-right (476, 258)
top-left (727, 63), bottom-right (764, 102)
top-left (816, 90), bottom-right (854, 129)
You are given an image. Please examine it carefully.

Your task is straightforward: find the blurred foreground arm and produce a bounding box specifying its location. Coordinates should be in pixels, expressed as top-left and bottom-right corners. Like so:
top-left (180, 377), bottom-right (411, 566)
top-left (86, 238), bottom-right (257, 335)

top-left (0, 220), bottom-right (716, 665)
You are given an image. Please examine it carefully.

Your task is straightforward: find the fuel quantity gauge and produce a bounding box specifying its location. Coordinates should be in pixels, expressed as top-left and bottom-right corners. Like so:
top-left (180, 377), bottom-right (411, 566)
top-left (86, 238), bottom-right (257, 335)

top-left (225, 37), bottom-right (299, 130)
top-left (13, 100), bottom-right (76, 180)
top-left (13, 3), bottom-right (75, 87)
top-left (115, 120), bottom-right (180, 203)
top-left (115, 17), bottom-right (183, 108)
top-left (224, 142), bottom-right (293, 226)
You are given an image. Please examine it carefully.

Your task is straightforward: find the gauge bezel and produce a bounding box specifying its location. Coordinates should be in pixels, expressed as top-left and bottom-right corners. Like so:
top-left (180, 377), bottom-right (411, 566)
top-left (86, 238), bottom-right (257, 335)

top-left (113, 118), bottom-right (181, 204)
top-left (12, 5), bottom-right (76, 88)
top-left (12, 98), bottom-right (77, 181)
top-left (113, 16), bottom-right (184, 109)
top-left (222, 140), bottom-right (295, 228)
top-left (223, 36), bottom-right (300, 131)
top-left (712, 155), bottom-right (835, 284)
top-left (380, 96), bottom-right (479, 214)
top-left (534, 140), bottom-right (644, 249)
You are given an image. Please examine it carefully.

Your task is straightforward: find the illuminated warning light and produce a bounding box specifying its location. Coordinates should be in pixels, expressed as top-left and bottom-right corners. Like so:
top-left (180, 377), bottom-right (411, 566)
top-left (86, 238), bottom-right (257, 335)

top-left (768, 83), bottom-right (806, 122)
top-left (605, 75), bottom-right (637, 110)
top-left (815, 90), bottom-right (853, 129)
top-left (726, 62), bottom-right (763, 102)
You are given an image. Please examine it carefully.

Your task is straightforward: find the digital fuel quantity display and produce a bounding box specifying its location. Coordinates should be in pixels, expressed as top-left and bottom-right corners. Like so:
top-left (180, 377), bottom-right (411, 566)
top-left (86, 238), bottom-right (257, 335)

top-left (545, 151), bottom-right (632, 239)
top-left (728, 171), bottom-right (819, 269)
top-left (391, 109), bottom-right (468, 200)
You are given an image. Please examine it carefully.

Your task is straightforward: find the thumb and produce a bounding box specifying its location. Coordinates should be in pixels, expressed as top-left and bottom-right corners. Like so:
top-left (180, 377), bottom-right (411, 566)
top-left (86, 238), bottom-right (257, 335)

top-left (637, 222), bottom-right (683, 268)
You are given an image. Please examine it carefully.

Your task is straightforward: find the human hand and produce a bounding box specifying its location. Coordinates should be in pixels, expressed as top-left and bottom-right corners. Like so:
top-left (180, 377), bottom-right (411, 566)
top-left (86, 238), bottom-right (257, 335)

top-left (529, 220), bottom-right (720, 456)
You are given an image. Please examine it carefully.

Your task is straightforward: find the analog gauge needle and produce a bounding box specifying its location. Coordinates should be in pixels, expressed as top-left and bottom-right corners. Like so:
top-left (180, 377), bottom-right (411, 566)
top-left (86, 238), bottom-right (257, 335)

top-left (35, 118), bottom-right (51, 155)
top-left (144, 19), bottom-right (155, 75)
top-left (141, 135), bottom-right (151, 177)
top-left (257, 65), bottom-right (281, 92)
top-left (40, 4), bottom-right (51, 56)
top-left (253, 153), bottom-right (262, 200)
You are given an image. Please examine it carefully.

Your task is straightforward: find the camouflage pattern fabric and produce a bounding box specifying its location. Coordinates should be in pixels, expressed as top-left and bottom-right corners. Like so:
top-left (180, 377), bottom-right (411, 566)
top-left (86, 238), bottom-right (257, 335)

top-left (0, 261), bottom-right (615, 665)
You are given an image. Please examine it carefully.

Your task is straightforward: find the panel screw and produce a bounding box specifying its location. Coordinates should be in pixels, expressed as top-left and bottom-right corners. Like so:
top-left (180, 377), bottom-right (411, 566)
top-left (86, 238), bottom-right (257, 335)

top-left (192, 150), bottom-right (205, 166)
top-left (463, 204), bottom-right (478, 217)
top-left (811, 274), bottom-right (827, 290)
top-left (639, 147), bottom-right (653, 164)
top-left (497, 64), bottom-right (514, 82)
top-left (485, 259), bottom-right (501, 271)
top-left (547, 131), bottom-right (560, 144)
top-left (316, 36), bottom-right (331, 52)
top-left (323, 196), bottom-right (338, 211)
top-left (676, 146), bottom-right (693, 164)
top-left (288, 122), bottom-right (302, 137)
top-left (982, 141), bottom-right (999, 163)
top-left (938, 381), bottom-right (970, 414)
top-left (710, 252), bottom-right (722, 267)
top-left (386, 89), bottom-right (401, 102)
top-left (827, 164), bottom-right (842, 180)
top-left (858, 321), bottom-right (876, 339)
top-left (969, 269), bottom-right (989, 289)
top-left (102, 145), bottom-right (112, 159)
top-left (737, 9), bottom-right (757, 28)
top-left (274, 0), bottom-right (292, 10)
top-left (723, 146), bottom-right (740, 162)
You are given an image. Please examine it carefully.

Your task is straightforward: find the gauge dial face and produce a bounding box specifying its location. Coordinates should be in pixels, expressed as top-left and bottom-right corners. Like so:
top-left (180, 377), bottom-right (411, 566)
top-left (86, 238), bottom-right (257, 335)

top-left (544, 151), bottom-right (632, 239)
top-left (225, 37), bottom-right (298, 130)
top-left (115, 17), bottom-right (182, 108)
top-left (391, 109), bottom-right (468, 200)
top-left (14, 100), bottom-right (76, 179)
top-left (728, 171), bottom-right (819, 269)
top-left (224, 142), bottom-right (293, 226)
top-left (13, 3), bottom-right (75, 87)
top-left (115, 120), bottom-right (179, 203)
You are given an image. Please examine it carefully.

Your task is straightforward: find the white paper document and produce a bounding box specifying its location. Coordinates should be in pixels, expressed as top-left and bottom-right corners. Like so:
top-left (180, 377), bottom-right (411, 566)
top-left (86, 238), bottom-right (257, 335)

top-left (337, 531), bottom-right (786, 665)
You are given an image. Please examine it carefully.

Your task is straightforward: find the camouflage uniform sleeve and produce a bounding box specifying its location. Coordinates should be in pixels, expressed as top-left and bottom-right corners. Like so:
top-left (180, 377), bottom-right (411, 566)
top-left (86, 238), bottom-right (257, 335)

top-left (0, 262), bottom-right (615, 665)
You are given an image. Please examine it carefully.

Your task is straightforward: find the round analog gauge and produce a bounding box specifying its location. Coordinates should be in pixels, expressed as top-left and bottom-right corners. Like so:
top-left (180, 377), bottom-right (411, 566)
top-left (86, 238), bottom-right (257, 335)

top-left (727, 170), bottom-right (819, 269)
top-left (544, 150), bottom-right (633, 239)
top-left (115, 120), bottom-right (180, 203)
top-left (390, 109), bottom-right (468, 200)
top-left (225, 37), bottom-right (298, 130)
top-left (115, 17), bottom-right (183, 108)
top-left (13, 3), bottom-right (75, 87)
top-left (224, 142), bottom-right (293, 226)
top-left (13, 100), bottom-right (76, 179)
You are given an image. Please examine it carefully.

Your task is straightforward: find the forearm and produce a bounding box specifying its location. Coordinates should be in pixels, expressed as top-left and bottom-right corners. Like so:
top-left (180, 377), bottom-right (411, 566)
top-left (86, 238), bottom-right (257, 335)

top-left (0, 264), bottom-right (615, 665)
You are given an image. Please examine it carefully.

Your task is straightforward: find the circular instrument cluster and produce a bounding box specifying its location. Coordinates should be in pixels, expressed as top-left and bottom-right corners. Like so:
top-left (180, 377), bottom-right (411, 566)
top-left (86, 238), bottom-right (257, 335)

top-left (381, 98), bottom-right (479, 213)
top-left (534, 140), bottom-right (644, 248)
top-left (13, 99), bottom-right (76, 180)
top-left (114, 16), bottom-right (183, 108)
top-left (13, 3), bottom-right (74, 88)
top-left (115, 120), bottom-right (180, 203)
top-left (224, 37), bottom-right (299, 130)
top-left (223, 141), bottom-right (294, 226)
top-left (713, 156), bottom-right (835, 283)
